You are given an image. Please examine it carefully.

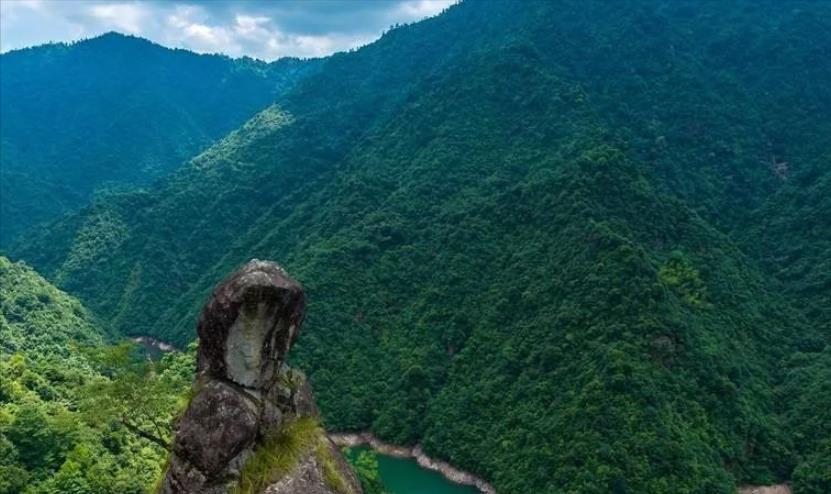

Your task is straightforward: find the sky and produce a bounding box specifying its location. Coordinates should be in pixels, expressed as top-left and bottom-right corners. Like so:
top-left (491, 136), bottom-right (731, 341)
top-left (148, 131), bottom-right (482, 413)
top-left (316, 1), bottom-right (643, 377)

top-left (0, 0), bottom-right (457, 60)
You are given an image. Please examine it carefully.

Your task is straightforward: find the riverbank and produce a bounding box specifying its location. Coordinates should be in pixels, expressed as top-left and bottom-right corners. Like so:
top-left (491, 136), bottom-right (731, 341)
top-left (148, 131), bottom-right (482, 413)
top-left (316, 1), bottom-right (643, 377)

top-left (329, 432), bottom-right (496, 494)
top-left (738, 485), bottom-right (791, 494)
top-left (130, 336), bottom-right (176, 353)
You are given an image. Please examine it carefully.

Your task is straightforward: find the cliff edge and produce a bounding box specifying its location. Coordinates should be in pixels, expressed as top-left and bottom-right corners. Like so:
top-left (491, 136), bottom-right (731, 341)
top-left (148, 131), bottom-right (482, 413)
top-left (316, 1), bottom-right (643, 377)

top-left (160, 259), bottom-right (362, 494)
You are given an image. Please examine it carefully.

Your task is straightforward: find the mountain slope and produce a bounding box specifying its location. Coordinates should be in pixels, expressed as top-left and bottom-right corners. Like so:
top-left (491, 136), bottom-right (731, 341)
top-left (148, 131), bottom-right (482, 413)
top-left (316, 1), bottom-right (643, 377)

top-left (7, 1), bottom-right (831, 493)
top-left (742, 165), bottom-right (831, 335)
top-left (0, 257), bottom-right (183, 493)
top-left (0, 256), bottom-right (102, 357)
top-left (0, 32), bottom-right (319, 245)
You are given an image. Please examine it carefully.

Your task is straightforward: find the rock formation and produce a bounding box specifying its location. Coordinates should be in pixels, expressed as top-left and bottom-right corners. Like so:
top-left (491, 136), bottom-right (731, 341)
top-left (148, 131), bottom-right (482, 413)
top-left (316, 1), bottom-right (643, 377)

top-left (161, 259), bottom-right (361, 494)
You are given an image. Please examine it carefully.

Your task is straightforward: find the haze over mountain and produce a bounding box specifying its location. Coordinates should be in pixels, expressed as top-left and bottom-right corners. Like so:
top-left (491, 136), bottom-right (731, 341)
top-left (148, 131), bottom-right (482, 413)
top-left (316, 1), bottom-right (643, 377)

top-left (2, 1), bottom-right (830, 493)
top-left (0, 32), bottom-right (319, 244)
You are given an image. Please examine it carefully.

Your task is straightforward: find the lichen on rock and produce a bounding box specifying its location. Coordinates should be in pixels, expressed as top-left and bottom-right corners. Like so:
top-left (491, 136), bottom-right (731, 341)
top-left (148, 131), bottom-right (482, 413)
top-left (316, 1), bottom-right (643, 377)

top-left (160, 259), bottom-right (361, 494)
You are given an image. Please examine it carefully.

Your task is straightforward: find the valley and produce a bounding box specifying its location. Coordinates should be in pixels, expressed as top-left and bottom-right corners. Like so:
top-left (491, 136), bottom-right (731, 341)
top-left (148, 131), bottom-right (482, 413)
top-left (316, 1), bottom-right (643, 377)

top-left (1, 1), bottom-right (830, 493)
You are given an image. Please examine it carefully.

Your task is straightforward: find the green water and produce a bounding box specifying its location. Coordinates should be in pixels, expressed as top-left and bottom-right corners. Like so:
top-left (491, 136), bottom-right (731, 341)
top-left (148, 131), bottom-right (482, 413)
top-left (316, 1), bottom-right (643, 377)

top-left (348, 446), bottom-right (480, 494)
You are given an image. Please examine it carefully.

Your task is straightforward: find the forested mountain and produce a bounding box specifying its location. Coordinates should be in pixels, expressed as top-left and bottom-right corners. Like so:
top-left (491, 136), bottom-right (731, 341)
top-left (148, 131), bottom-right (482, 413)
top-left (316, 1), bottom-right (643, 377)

top-left (0, 257), bottom-right (193, 493)
top-left (0, 33), bottom-right (319, 245)
top-left (5, 1), bottom-right (831, 493)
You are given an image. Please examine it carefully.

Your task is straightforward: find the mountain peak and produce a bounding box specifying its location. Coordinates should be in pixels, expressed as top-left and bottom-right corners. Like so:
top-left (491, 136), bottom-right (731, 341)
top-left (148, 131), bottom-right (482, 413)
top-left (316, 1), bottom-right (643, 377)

top-left (82, 31), bottom-right (161, 49)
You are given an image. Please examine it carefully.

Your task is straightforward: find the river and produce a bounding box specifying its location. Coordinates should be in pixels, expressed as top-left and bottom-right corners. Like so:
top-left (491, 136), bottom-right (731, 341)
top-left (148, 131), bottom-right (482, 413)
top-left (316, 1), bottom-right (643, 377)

top-left (347, 446), bottom-right (480, 494)
top-left (130, 336), bottom-right (176, 357)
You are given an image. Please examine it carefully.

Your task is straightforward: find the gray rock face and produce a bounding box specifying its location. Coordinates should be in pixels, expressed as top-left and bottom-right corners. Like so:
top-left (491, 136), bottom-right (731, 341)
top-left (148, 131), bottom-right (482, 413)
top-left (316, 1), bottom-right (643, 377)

top-left (161, 260), bottom-right (360, 494)
top-left (172, 380), bottom-right (259, 477)
top-left (196, 259), bottom-right (304, 389)
top-left (264, 440), bottom-right (360, 494)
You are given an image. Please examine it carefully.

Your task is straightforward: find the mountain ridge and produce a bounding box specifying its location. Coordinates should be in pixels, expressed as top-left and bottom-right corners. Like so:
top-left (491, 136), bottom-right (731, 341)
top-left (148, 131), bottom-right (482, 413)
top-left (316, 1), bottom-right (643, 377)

top-left (0, 32), bottom-right (322, 245)
top-left (4, 1), bottom-right (830, 492)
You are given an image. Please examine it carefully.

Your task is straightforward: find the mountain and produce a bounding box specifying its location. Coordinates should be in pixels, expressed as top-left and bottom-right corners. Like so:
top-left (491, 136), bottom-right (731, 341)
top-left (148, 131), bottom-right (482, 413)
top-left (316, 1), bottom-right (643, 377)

top-left (0, 256), bottom-right (102, 367)
top-left (0, 256), bottom-right (191, 493)
top-left (0, 32), bottom-right (319, 245)
top-left (6, 1), bottom-right (831, 493)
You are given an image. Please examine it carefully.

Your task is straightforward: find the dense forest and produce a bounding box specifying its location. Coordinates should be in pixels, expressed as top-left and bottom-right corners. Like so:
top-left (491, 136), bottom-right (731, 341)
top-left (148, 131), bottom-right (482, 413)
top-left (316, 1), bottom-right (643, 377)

top-left (0, 256), bottom-right (194, 493)
top-left (0, 33), bottom-right (319, 245)
top-left (2, 0), bottom-right (830, 493)
top-left (0, 256), bottom-right (386, 494)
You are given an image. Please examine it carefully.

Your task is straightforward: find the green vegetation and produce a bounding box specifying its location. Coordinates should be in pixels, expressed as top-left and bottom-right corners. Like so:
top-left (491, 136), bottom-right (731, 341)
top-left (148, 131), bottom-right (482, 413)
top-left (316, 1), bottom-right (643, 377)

top-left (783, 348), bottom-right (831, 492)
top-left (0, 257), bottom-right (193, 493)
top-left (234, 417), bottom-right (354, 494)
top-left (0, 33), bottom-right (320, 245)
top-left (657, 252), bottom-right (706, 307)
top-left (347, 450), bottom-right (387, 494)
top-left (4, 1), bottom-right (831, 493)
top-left (317, 440), bottom-right (356, 494)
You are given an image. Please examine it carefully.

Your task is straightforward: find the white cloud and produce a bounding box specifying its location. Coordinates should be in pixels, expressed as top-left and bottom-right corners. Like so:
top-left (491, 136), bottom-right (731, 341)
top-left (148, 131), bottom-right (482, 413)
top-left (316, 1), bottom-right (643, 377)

top-left (0, 0), bottom-right (45, 17)
top-left (0, 0), bottom-right (84, 52)
top-left (184, 24), bottom-right (229, 47)
top-left (164, 6), bottom-right (239, 55)
top-left (395, 0), bottom-right (456, 20)
top-left (160, 5), bottom-right (374, 59)
top-left (234, 15), bottom-right (271, 38)
top-left (88, 3), bottom-right (149, 34)
top-left (1, 0), bottom-right (461, 60)
top-left (292, 34), bottom-right (346, 58)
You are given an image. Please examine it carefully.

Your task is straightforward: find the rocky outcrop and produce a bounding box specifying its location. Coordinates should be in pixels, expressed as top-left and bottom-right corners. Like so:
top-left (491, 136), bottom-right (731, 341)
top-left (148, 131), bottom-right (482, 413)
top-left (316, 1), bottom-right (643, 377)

top-left (161, 260), bottom-right (361, 494)
top-left (264, 439), bottom-right (359, 494)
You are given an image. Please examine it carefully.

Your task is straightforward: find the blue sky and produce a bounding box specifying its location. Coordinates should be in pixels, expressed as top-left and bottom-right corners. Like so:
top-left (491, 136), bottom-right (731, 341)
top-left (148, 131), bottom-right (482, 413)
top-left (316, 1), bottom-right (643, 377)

top-left (0, 0), bottom-right (456, 59)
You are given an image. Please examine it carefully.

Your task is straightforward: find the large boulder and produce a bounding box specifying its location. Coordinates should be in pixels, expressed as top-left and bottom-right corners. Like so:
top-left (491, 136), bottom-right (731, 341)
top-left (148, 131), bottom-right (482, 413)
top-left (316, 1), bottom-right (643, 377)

top-left (160, 260), bottom-right (361, 494)
top-left (196, 259), bottom-right (305, 389)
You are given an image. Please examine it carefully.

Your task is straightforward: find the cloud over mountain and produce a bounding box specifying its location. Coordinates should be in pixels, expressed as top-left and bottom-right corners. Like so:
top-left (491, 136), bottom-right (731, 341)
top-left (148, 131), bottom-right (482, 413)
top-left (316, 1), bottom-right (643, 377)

top-left (0, 0), bottom-right (455, 59)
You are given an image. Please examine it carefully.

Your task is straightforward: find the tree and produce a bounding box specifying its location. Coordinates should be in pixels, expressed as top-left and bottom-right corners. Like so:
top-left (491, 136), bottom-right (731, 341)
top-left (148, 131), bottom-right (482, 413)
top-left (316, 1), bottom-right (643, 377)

top-left (78, 343), bottom-right (194, 450)
top-left (350, 449), bottom-right (387, 494)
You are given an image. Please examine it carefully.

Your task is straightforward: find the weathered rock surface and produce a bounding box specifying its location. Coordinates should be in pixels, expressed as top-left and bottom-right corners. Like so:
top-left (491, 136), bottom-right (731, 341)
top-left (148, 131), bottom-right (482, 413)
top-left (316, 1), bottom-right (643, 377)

top-left (264, 440), bottom-right (359, 494)
top-left (196, 259), bottom-right (305, 389)
top-left (161, 259), bottom-right (361, 494)
top-left (173, 380), bottom-right (259, 477)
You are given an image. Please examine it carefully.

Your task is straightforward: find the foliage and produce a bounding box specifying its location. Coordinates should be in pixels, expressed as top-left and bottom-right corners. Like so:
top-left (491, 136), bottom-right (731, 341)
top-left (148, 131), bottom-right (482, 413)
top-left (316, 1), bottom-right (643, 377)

top-left (78, 343), bottom-right (194, 450)
top-left (0, 33), bottom-right (320, 245)
top-left (233, 417), bottom-right (354, 494)
top-left (657, 252), bottom-right (706, 307)
top-left (782, 348), bottom-right (831, 493)
top-left (347, 450), bottom-right (387, 494)
top-left (316, 440), bottom-right (356, 494)
top-left (0, 257), bottom-right (193, 493)
top-left (4, 1), bottom-right (831, 493)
